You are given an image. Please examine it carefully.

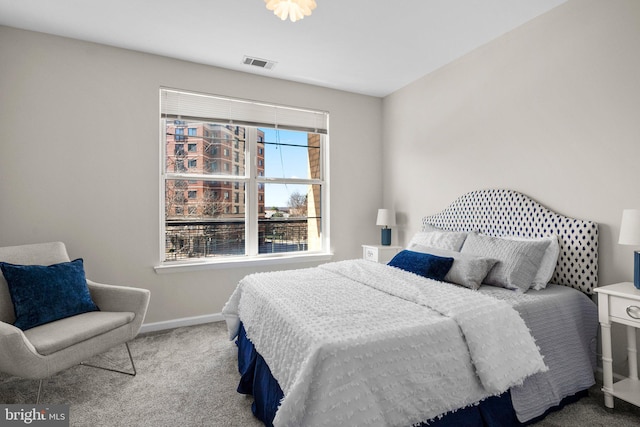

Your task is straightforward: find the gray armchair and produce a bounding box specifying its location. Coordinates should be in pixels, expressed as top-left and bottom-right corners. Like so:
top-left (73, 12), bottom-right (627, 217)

top-left (0, 242), bottom-right (150, 402)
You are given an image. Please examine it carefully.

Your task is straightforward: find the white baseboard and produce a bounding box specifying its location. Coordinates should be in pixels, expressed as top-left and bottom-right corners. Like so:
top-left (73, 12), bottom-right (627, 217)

top-left (593, 366), bottom-right (626, 383)
top-left (139, 313), bottom-right (224, 334)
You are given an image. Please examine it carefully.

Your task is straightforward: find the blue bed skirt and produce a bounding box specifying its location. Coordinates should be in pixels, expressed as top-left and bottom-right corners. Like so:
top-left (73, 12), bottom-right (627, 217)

top-left (235, 323), bottom-right (586, 427)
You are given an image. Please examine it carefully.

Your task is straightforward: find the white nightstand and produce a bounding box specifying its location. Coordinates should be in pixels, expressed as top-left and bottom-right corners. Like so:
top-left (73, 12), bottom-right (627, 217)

top-left (594, 282), bottom-right (640, 409)
top-left (362, 245), bottom-right (401, 264)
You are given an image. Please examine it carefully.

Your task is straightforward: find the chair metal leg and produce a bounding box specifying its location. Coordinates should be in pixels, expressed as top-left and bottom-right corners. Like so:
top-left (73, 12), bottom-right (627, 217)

top-left (29, 343), bottom-right (134, 404)
top-left (80, 342), bottom-right (137, 376)
top-left (36, 379), bottom-right (42, 404)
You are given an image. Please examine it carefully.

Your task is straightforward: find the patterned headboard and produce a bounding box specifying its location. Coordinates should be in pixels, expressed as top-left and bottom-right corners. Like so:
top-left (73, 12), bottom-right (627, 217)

top-left (422, 189), bottom-right (599, 294)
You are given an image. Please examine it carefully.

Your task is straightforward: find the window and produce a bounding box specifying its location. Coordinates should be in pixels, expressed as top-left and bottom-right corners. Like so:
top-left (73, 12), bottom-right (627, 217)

top-left (175, 127), bottom-right (185, 141)
top-left (160, 88), bottom-right (329, 265)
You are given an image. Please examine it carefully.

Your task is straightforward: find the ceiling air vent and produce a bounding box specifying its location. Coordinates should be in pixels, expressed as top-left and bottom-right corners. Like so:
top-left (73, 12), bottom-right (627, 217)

top-left (242, 56), bottom-right (277, 70)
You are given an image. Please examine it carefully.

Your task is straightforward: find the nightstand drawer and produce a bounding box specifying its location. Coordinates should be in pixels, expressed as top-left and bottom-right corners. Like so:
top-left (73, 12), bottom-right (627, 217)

top-left (610, 295), bottom-right (640, 326)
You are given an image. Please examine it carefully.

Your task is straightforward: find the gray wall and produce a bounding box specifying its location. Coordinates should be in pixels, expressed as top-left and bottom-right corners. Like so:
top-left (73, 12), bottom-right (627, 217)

top-left (382, 0), bottom-right (640, 373)
top-left (0, 26), bottom-right (384, 325)
top-left (384, 0), bottom-right (640, 286)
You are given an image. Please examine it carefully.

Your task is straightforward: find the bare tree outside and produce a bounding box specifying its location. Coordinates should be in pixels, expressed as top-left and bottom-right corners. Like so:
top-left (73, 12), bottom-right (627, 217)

top-left (288, 191), bottom-right (308, 217)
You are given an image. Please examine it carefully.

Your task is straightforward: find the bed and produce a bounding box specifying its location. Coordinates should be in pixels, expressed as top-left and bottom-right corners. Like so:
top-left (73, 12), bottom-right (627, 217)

top-left (223, 189), bottom-right (599, 427)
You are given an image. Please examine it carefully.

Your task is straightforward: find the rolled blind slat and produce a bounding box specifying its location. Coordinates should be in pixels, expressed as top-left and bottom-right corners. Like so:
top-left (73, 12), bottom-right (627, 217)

top-left (161, 88), bottom-right (328, 134)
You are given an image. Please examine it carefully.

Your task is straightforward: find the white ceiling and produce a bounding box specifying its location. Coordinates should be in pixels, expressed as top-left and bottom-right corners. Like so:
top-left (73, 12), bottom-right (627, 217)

top-left (0, 0), bottom-right (566, 97)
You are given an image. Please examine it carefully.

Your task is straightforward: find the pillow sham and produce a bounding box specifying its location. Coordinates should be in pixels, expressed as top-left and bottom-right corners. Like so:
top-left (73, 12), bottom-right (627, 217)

top-left (504, 234), bottom-right (559, 290)
top-left (410, 244), bottom-right (499, 290)
top-left (407, 225), bottom-right (468, 252)
top-left (460, 232), bottom-right (551, 292)
top-left (388, 250), bottom-right (454, 282)
top-left (0, 258), bottom-right (99, 331)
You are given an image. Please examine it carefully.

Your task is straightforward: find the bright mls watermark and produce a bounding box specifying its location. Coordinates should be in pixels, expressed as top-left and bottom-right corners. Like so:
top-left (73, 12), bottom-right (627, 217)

top-left (0, 405), bottom-right (69, 427)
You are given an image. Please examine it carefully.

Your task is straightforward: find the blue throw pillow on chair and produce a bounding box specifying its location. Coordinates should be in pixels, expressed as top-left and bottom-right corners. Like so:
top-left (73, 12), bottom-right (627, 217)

top-left (388, 250), bottom-right (454, 281)
top-left (0, 258), bottom-right (99, 330)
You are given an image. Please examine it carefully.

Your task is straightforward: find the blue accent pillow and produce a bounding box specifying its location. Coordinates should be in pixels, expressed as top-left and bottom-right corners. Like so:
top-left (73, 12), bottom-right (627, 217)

top-left (0, 258), bottom-right (99, 331)
top-left (388, 250), bottom-right (454, 281)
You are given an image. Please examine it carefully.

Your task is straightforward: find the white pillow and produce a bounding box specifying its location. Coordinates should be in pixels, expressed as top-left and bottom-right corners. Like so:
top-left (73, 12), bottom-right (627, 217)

top-left (504, 235), bottom-right (559, 290)
top-left (460, 231), bottom-right (551, 292)
top-left (410, 244), bottom-right (498, 290)
top-left (408, 226), bottom-right (467, 252)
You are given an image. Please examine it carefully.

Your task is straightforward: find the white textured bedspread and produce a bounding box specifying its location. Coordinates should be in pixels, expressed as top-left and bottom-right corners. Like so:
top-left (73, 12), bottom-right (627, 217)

top-left (223, 260), bottom-right (547, 427)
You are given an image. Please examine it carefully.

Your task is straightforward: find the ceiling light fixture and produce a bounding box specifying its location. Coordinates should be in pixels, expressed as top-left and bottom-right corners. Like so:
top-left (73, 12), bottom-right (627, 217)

top-left (265, 0), bottom-right (317, 23)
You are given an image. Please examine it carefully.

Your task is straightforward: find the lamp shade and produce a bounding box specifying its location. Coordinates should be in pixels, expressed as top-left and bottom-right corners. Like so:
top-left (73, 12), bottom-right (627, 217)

top-left (619, 209), bottom-right (640, 245)
top-left (376, 209), bottom-right (396, 227)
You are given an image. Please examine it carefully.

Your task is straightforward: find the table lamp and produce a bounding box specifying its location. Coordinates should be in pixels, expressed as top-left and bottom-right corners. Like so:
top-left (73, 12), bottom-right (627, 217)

top-left (619, 209), bottom-right (640, 289)
top-left (376, 209), bottom-right (396, 246)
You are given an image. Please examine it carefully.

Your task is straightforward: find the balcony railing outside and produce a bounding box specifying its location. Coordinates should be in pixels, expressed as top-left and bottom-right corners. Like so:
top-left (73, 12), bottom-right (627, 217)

top-left (164, 218), bottom-right (310, 261)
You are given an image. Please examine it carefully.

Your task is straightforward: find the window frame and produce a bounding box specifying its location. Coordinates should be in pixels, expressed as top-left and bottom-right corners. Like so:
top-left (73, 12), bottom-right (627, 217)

top-left (156, 89), bottom-right (331, 272)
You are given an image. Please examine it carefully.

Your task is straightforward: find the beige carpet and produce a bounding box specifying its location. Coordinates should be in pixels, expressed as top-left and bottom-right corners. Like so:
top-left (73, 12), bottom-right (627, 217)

top-left (1, 321), bottom-right (639, 426)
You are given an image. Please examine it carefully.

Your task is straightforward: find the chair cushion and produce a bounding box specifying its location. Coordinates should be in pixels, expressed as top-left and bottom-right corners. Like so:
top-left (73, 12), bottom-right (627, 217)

top-left (0, 258), bottom-right (99, 330)
top-left (24, 311), bottom-right (135, 356)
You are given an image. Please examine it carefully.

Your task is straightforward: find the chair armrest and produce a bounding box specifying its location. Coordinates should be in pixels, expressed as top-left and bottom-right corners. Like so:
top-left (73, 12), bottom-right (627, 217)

top-left (86, 280), bottom-right (150, 335)
top-left (0, 321), bottom-right (46, 378)
top-left (0, 321), bottom-right (33, 351)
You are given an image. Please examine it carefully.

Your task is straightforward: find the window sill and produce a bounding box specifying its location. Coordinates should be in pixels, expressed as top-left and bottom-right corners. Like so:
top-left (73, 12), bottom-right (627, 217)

top-left (154, 252), bottom-right (334, 274)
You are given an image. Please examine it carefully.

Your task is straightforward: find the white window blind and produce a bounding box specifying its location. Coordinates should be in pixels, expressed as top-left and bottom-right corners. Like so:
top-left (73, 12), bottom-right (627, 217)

top-left (160, 88), bottom-right (328, 134)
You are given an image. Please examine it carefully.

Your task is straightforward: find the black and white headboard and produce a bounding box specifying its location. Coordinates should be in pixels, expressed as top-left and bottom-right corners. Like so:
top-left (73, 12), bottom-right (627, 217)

top-left (422, 189), bottom-right (599, 294)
